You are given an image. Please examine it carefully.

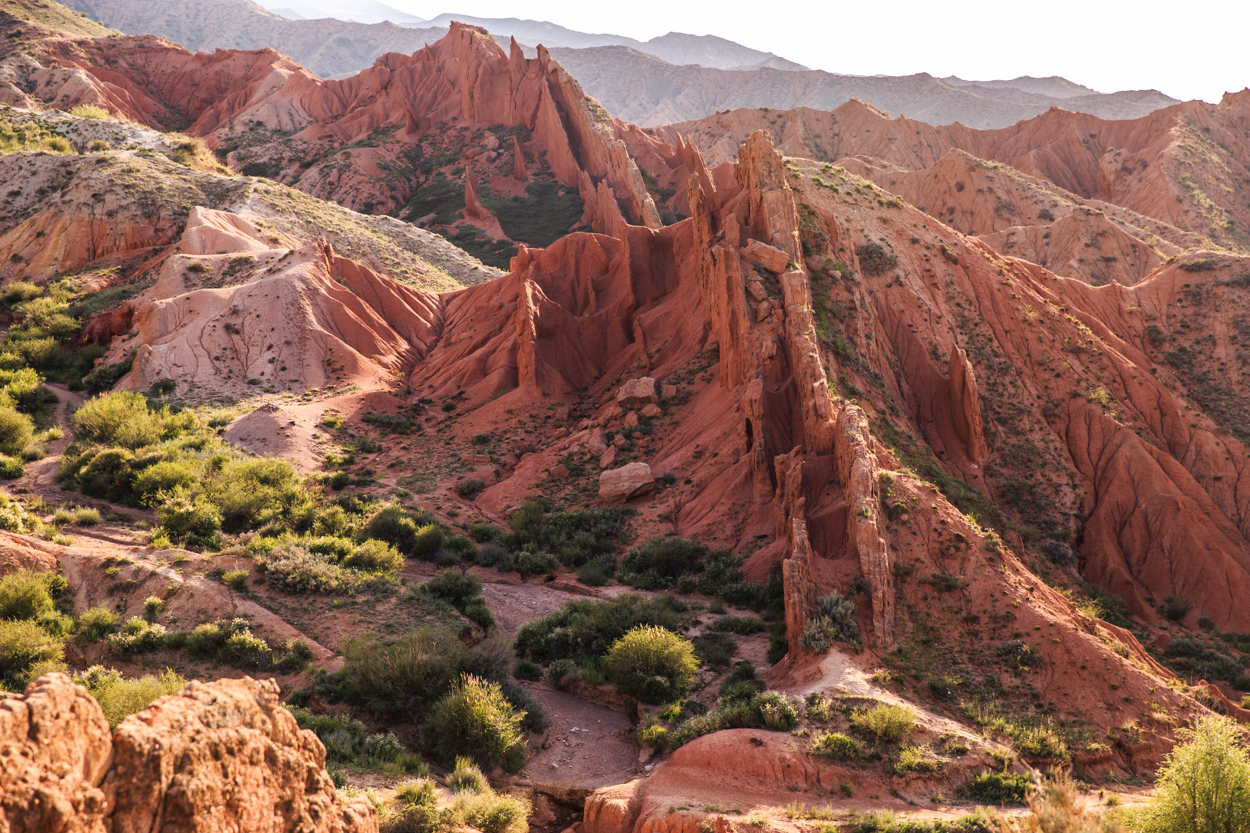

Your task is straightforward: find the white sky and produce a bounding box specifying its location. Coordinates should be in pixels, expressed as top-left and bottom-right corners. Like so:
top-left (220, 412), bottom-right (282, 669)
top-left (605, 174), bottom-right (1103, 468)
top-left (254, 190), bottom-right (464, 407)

top-left (391, 0), bottom-right (1248, 103)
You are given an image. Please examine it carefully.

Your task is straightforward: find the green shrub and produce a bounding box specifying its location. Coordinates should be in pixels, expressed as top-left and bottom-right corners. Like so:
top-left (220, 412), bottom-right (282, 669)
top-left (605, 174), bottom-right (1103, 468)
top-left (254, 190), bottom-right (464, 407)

top-left (1137, 716), bottom-right (1250, 833)
top-left (966, 770), bottom-right (1032, 806)
top-left (801, 592), bottom-right (861, 652)
top-left (0, 405), bottom-right (34, 456)
top-left (751, 690), bottom-right (801, 730)
top-left (210, 457), bottom-right (307, 533)
top-left (221, 569), bottom-right (249, 590)
top-left (447, 756), bottom-right (489, 793)
top-left (107, 617), bottom-right (166, 653)
top-left (605, 625), bottom-right (699, 704)
top-left (618, 537), bottom-right (706, 589)
top-left (424, 673), bottom-right (527, 772)
top-left (896, 745), bottom-right (943, 774)
top-left (155, 486), bottom-right (222, 547)
top-left (0, 619), bottom-right (63, 682)
top-left (70, 104), bottom-right (112, 119)
top-left (143, 596), bottom-right (164, 620)
top-left (515, 550), bottom-right (557, 578)
top-left (264, 545), bottom-right (349, 594)
top-left (809, 731), bottom-right (863, 761)
top-left (365, 506), bottom-right (421, 554)
top-left (75, 666), bottom-right (185, 727)
top-left (289, 707), bottom-right (426, 774)
top-left (72, 447), bottom-right (137, 500)
top-left (386, 778), bottom-right (445, 833)
top-left (132, 459), bottom-right (200, 502)
top-left (447, 790), bottom-right (530, 833)
top-left (336, 627), bottom-right (504, 721)
top-left (850, 704), bottom-right (916, 744)
top-left (545, 658), bottom-right (576, 686)
top-left (411, 523), bottom-right (445, 560)
top-left (0, 455), bottom-right (23, 478)
top-left (72, 392), bottom-right (189, 449)
top-left (515, 594), bottom-right (686, 664)
top-left (637, 722), bottom-right (668, 749)
top-left (420, 569), bottom-right (494, 629)
top-left (345, 539), bottom-right (403, 573)
top-left (513, 660), bottom-right (541, 681)
top-left (0, 569), bottom-right (57, 621)
top-left (422, 569), bottom-right (482, 608)
top-left (76, 605), bottom-right (119, 641)
top-left (505, 498), bottom-right (629, 569)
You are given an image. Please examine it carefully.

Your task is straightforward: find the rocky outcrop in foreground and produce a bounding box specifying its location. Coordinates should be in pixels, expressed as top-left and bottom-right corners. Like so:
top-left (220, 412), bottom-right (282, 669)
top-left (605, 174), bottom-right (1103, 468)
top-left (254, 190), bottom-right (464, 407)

top-left (0, 673), bottom-right (377, 833)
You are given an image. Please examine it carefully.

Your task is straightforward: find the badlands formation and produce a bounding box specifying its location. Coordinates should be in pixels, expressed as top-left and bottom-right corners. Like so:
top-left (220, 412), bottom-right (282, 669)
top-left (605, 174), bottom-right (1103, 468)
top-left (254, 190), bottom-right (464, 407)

top-left (0, 0), bottom-right (1249, 831)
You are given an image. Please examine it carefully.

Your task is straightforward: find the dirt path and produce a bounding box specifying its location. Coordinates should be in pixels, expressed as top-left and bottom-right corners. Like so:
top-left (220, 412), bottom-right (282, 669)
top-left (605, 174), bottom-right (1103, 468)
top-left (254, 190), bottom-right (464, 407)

top-left (523, 685), bottom-right (638, 790)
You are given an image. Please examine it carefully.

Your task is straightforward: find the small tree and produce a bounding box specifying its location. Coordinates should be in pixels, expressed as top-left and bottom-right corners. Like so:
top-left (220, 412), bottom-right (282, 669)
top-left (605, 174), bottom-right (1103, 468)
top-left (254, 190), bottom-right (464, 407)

top-left (1140, 716), bottom-right (1250, 833)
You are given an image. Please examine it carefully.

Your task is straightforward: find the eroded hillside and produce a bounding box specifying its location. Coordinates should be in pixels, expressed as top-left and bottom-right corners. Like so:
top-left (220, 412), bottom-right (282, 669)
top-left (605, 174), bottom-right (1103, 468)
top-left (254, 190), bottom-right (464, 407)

top-left (1, 3), bottom-right (1250, 833)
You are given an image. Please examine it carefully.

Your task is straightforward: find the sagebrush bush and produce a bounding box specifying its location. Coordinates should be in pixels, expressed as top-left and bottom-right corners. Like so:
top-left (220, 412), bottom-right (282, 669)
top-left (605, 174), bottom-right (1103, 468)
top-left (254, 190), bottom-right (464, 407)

top-left (0, 569), bottom-right (57, 621)
top-left (424, 673), bottom-right (527, 772)
top-left (800, 592), bottom-right (861, 653)
top-left (447, 756), bottom-right (489, 793)
top-left (1138, 716), bottom-right (1250, 833)
top-left (264, 545), bottom-right (349, 594)
top-left (385, 778), bottom-right (445, 833)
top-left (967, 770), bottom-right (1032, 806)
top-left (809, 731), bottom-right (863, 761)
top-left (365, 506), bottom-right (421, 554)
top-left (751, 690), bottom-right (801, 731)
top-left (1014, 774), bottom-right (1110, 831)
top-left (75, 666), bottom-right (185, 727)
top-left (107, 617), bottom-right (166, 653)
top-left (345, 539), bottom-right (403, 573)
top-left (0, 405), bottom-right (34, 457)
top-left (850, 704), bottom-right (916, 743)
top-left (0, 618), bottom-right (64, 681)
top-left (447, 789), bottom-right (530, 833)
top-left (0, 455), bottom-right (23, 479)
top-left (76, 605), bottom-right (119, 641)
top-left (605, 625), bottom-right (698, 704)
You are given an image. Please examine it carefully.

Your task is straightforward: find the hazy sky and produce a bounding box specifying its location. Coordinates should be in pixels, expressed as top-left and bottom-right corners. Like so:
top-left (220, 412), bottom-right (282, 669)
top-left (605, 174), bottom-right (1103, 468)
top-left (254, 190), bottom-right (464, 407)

top-left (387, 0), bottom-right (1247, 103)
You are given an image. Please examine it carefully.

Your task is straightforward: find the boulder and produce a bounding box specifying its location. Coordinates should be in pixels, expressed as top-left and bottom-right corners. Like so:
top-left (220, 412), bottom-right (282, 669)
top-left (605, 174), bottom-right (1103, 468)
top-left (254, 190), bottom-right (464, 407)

top-left (0, 672), bottom-right (112, 833)
top-left (743, 239), bottom-right (791, 274)
top-left (616, 377), bottom-right (660, 410)
top-left (640, 403), bottom-right (663, 419)
top-left (0, 674), bottom-right (377, 832)
top-left (587, 426), bottom-right (609, 455)
top-left (107, 676), bottom-right (376, 833)
top-left (599, 463), bottom-right (655, 503)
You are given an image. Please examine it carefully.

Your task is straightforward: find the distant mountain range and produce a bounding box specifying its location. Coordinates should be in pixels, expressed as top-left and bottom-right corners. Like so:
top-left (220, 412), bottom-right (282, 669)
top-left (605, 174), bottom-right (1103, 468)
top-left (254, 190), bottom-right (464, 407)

top-left (65, 0), bottom-right (1179, 128)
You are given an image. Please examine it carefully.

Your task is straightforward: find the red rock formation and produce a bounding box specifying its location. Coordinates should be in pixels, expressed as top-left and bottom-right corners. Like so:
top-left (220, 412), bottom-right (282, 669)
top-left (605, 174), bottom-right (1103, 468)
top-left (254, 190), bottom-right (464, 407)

top-left (463, 174), bottom-right (506, 239)
top-left (7, 21), bottom-right (662, 245)
top-left (0, 672), bottom-right (112, 833)
top-left (660, 93), bottom-right (1250, 252)
top-left (511, 135), bottom-right (528, 180)
top-left (0, 673), bottom-right (375, 832)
